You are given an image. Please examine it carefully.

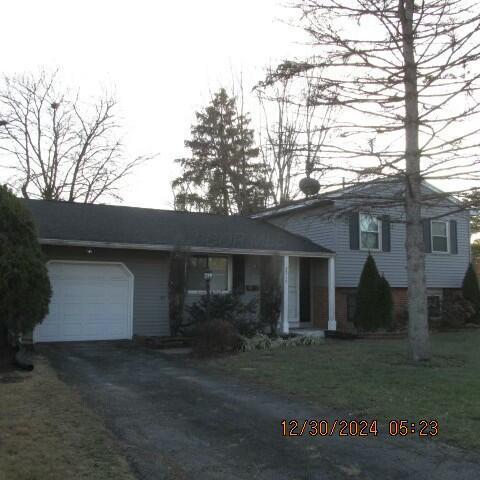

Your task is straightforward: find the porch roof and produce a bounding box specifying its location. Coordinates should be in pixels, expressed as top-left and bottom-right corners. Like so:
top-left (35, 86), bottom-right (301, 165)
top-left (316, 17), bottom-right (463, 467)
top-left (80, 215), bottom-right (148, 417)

top-left (23, 199), bottom-right (333, 256)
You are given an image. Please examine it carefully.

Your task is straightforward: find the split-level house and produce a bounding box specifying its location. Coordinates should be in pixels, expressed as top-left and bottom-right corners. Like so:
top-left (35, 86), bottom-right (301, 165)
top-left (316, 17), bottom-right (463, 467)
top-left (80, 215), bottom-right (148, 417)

top-left (23, 181), bottom-right (471, 343)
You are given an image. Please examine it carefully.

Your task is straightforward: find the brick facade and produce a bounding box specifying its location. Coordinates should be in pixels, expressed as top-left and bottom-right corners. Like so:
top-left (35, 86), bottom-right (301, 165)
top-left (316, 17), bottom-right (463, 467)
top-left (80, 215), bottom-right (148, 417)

top-left (312, 287), bottom-right (328, 329)
top-left (309, 286), bottom-right (458, 332)
top-left (312, 286), bottom-right (410, 332)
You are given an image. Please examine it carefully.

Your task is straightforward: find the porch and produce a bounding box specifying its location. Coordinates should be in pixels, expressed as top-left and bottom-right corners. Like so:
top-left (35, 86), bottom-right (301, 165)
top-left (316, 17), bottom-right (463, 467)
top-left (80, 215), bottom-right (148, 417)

top-left (278, 255), bottom-right (336, 335)
top-left (184, 252), bottom-right (336, 335)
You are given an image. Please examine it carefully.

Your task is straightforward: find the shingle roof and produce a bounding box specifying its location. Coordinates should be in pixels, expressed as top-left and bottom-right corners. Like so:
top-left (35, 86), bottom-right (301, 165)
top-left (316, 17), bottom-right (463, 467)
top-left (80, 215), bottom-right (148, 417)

top-left (252, 179), bottom-right (457, 219)
top-left (23, 199), bottom-right (332, 255)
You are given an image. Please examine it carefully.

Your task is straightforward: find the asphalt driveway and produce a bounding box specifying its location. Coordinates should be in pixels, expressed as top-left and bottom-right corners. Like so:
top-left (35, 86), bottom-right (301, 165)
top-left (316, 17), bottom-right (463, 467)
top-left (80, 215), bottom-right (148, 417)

top-left (40, 342), bottom-right (480, 480)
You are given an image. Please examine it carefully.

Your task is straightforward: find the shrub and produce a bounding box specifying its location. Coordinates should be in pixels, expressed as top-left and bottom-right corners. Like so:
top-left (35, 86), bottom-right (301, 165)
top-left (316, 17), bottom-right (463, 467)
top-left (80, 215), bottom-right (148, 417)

top-left (168, 247), bottom-right (189, 336)
top-left (354, 254), bottom-right (392, 331)
top-left (462, 263), bottom-right (480, 320)
top-left (194, 319), bottom-right (242, 356)
top-left (441, 291), bottom-right (476, 328)
top-left (0, 186), bottom-right (51, 348)
top-left (259, 256), bottom-right (282, 334)
top-left (187, 293), bottom-right (259, 335)
top-left (377, 275), bottom-right (394, 330)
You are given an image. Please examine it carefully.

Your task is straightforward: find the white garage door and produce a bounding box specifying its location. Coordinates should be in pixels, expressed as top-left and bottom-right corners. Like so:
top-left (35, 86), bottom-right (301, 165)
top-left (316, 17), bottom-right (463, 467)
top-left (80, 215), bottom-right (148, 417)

top-left (34, 261), bottom-right (133, 342)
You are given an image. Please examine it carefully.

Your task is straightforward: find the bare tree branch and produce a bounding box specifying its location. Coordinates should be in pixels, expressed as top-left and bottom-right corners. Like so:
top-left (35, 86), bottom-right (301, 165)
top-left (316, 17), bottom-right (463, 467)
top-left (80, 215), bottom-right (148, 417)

top-left (0, 70), bottom-right (150, 203)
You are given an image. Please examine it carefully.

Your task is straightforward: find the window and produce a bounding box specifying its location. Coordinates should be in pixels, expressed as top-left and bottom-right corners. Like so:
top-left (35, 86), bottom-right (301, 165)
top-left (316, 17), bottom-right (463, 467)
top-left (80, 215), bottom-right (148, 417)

top-left (431, 220), bottom-right (449, 253)
top-left (427, 295), bottom-right (442, 319)
top-left (360, 213), bottom-right (381, 250)
top-left (187, 255), bottom-right (230, 293)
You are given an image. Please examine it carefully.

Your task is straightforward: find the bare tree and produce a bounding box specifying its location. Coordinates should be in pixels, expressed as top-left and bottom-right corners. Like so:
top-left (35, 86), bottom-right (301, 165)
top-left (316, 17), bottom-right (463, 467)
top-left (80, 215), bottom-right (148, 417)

top-left (301, 71), bottom-right (336, 180)
top-left (0, 70), bottom-right (148, 203)
top-left (257, 69), bottom-right (336, 205)
top-left (267, 0), bottom-right (480, 360)
top-left (257, 75), bottom-right (302, 205)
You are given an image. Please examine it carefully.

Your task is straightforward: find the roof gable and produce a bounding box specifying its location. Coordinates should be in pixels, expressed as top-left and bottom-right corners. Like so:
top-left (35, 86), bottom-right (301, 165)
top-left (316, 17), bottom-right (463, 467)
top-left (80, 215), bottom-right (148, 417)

top-left (252, 180), bottom-right (460, 219)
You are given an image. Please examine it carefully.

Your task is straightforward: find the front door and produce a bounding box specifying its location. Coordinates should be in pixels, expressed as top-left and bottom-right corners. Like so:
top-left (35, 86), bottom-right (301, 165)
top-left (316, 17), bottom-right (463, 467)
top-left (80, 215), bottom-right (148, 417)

top-left (299, 258), bottom-right (311, 323)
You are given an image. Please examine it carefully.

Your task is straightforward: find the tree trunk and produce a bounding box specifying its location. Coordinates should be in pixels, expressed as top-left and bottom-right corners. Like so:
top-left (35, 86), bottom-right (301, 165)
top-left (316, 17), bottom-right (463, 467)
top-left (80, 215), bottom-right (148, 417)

top-left (400, 0), bottom-right (430, 360)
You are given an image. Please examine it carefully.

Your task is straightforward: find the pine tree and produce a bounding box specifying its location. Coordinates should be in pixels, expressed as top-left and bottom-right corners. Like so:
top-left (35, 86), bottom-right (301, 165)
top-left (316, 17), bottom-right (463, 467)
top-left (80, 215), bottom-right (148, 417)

top-left (173, 88), bottom-right (270, 215)
top-left (354, 254), bottom-right (381, 331)
top-left (354, 254), bottom-right (393, 331)
top-left (0, 186), bottom-right (52, 347)
top-left (377, 275), bottom-right (394, 330)
top-left (462, 263), bottom-right (480, 317)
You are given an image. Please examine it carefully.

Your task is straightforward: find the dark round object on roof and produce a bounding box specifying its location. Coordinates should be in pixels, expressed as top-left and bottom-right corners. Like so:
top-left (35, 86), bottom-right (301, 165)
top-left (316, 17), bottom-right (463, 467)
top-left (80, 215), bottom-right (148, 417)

top-left (299, 177), bottom-right (320, 196)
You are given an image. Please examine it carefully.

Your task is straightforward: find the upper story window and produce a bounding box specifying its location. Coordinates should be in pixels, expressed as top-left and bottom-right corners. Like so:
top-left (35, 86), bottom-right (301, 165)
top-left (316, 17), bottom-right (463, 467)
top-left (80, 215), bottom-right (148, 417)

top-left (360, 213), bottom-right (381, 251)
top-left (187, 255), bottom-right (230, 293)
top-left (431, 220), bottom-right (449, 253)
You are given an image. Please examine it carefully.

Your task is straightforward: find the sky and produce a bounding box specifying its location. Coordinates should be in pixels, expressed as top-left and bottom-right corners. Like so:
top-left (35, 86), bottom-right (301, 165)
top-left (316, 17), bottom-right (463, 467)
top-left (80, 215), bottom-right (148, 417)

top-left (1, 0), bottom-right (307, 209)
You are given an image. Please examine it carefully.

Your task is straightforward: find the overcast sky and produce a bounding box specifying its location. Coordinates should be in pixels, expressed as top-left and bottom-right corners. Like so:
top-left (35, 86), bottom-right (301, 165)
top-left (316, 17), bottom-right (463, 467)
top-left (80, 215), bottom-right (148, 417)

top-left (1, 0), bottom-right (307, 209)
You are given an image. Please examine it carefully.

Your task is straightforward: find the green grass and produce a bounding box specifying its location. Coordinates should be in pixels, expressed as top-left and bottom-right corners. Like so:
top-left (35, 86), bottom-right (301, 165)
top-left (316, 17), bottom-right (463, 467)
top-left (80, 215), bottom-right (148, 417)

top-left (208, 330), bottom-right (480, 451)
top-left (0, 357), bottom-right (135, 480)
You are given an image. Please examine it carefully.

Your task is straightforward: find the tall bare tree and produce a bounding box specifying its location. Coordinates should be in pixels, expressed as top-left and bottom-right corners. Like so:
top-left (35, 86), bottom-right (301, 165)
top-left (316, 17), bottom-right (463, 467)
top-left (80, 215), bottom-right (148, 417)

top-left (268, 0), bottom-right (480, 360)
top-left (257, 76), bottom-right (302, 205)
top-left (257, 69), bottom-right (336, 205)
top-left (0, 70), bottom-right (148, 203)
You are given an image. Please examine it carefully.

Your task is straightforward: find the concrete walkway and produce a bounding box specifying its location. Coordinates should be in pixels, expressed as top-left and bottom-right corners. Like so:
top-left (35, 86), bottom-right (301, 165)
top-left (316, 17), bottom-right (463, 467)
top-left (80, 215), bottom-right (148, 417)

top-left (41, 342), bottom-right (480, 480)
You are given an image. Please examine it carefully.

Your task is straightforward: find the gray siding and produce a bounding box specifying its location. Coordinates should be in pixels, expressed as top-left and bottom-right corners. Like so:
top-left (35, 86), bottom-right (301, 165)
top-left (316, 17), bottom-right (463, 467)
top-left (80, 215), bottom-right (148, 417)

top-left (43, 246), bottom-right (263, 337)
top-left (268, 206), bottom-right (338, 252)
top-left (268, 204), bottom-right (470, 289)
top-left (43, 246), bottom-right (170, 336)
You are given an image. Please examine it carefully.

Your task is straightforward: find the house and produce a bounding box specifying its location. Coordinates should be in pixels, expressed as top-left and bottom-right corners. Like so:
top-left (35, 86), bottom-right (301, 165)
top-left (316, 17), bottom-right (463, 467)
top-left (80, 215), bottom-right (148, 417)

top-left (23, 181), bottom-right (471, 343)
top-left (23, 200), bottom-right (334, 343)
top-left (253, 181), bottom-right (471, 328)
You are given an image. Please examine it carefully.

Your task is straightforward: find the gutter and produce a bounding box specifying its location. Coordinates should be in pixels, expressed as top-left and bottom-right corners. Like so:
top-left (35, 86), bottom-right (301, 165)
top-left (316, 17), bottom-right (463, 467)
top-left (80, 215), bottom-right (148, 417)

top-left (38, 238), bottom-right (335, 258)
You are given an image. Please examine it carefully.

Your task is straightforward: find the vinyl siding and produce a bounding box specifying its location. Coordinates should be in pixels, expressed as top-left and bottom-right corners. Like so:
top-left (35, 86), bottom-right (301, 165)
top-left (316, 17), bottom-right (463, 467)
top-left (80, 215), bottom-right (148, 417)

top-left (268, 206), bottom-right (337, 252)
top-left (44, 248), bottom-right (262, 336)
top-left (42, 245), bottom-right (170, 336)
top-left (267, 203), bottom-right (470, 289)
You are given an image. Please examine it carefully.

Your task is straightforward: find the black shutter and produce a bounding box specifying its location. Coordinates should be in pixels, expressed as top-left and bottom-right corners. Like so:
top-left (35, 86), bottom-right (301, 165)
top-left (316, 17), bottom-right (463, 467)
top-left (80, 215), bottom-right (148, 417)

top-left (422, 219), bottom-right (432, 253)
top-left (450, 220), bottom-right (458, 254)
top-left (382, 215), bottom-right (391, 252)
top-left (232, 255), bottom-right (245, 294)
top-left (349, 212), bottom-right (360, 250)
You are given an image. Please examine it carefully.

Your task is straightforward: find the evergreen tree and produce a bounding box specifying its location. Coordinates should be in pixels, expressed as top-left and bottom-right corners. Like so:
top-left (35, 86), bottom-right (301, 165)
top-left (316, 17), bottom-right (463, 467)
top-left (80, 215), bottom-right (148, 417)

top-left (354, 254), bottom-right (381, 331)
top-left (377, 275), bottom-right (394, 330)
top-left (354, 254), bottom-right (393, 331)
top-left (0, 186), bottom-right (52, 347)
top-left (462, 263), bottom-right (480, 317)
top-left (173, 88), bottom-right (270, 215)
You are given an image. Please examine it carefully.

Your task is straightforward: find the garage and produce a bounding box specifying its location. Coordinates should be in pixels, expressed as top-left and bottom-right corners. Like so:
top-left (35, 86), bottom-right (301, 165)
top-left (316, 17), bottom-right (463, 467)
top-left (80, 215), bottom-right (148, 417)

top-left (34, 261), bottom-right (134, 342)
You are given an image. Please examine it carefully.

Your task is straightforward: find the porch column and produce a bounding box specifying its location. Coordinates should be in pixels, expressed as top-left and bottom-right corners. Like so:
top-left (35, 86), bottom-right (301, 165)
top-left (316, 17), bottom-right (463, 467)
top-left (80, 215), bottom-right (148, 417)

top-left (280, 255), bottom-right (290, 335)
top-left (328, 256), bottom-right (337, 331)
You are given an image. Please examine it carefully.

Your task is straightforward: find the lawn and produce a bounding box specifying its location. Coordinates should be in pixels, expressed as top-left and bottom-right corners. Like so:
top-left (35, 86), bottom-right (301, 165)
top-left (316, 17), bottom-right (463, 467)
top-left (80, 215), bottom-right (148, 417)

top-left (0, 356), bottom-right (135, 480)
top-left (208, 330), bottom-right (480, 451)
